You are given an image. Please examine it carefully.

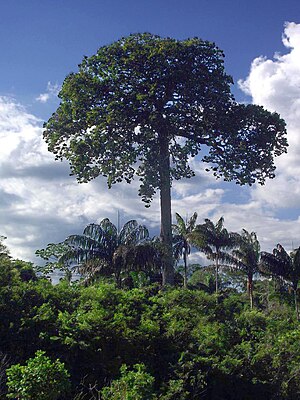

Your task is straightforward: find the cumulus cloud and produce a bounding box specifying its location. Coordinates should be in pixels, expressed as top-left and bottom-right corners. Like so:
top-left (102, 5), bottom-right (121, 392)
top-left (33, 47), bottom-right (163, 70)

top-left (0, 97), bottom-right (220, 263)
top-left (0, 96), bottom-right (224, 262)
top-left (36, 82), bottom-right (60, 103)
top-left (239, 22), bottom-right (300, 212)
top-left (0, 95), bottom-right (179, 263)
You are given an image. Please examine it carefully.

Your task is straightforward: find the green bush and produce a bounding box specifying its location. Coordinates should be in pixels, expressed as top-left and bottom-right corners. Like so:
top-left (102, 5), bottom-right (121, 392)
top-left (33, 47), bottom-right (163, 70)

top-left (6, 350), bottom-right (70, 400)
top-left (101, 363), bottom-right (156, 400)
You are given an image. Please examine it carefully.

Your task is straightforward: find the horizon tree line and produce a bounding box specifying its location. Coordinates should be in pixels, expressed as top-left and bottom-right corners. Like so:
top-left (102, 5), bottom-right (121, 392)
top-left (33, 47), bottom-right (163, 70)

top-left (35, 213), bottom-right (300, 319)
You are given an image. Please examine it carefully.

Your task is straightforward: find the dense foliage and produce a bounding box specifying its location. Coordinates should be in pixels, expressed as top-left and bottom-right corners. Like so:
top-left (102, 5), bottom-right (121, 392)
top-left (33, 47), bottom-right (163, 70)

top-left (1, 248), bottom-right (300, 399)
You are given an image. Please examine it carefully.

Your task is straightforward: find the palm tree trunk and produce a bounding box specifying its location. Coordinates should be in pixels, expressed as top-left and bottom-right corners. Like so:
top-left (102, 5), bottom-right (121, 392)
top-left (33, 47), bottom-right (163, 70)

top-left (247, 275), bottom-right (254, 309)
top-left (294, 287), bottom-right (299, 321)
top-left (267, 279), bottom-right (270, 311)
top-left (215, 252), bottom-right (219, 297)
top-left (115, 267), bottom-right (122, 288)
top-left (159, 132), bottom-right (174, 286)
top-left (183, 250), bottom-right (188, 288)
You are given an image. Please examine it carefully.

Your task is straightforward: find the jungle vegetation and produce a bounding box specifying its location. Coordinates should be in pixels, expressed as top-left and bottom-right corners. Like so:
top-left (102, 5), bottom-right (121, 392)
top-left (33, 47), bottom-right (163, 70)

top-left (1, 222), bottom-right (300, 399)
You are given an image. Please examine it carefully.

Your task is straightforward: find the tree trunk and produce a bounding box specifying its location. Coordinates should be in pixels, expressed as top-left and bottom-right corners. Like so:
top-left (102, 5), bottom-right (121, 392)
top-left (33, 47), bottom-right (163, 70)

top-left (183, 250), bottom-right (188, 288)
top-left (247, 275), bottom-right (253, 309)
top-left (294, 287), bottom-right (299, 321)
top-left (215, 252), bottom-right (219, 300)
top-left (266, 279), bottom-right (270, 311)
top-left (159, 132), bottom-right (174, 286)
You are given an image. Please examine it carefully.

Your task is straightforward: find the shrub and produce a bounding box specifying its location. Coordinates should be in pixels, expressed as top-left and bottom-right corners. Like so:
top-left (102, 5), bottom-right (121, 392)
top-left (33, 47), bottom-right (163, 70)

top-left (101, 363), bottom-right (156, 400)
top-left (6, 350), bottom-right (70, 400)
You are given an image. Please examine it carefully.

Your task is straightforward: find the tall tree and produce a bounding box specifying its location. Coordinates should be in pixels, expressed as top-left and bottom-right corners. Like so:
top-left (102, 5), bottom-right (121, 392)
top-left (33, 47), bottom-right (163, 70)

top-left (43, 33), bottom-right (287, 285)
top-left (228, 229), bottom-right (260, 309)
top-left (189, 217), bottom-right (238, 295)
top-left (260, 244), bottom-right (300, 320)
top-left (172, 212), bottom-right (197, 288)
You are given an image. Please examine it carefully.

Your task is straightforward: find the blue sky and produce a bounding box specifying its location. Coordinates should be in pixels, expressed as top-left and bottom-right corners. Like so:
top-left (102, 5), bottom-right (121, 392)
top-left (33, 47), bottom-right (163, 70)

top-left (0, 0), bottom-right (300, 263)
top-left (1, 0), bottom-right (298, 103)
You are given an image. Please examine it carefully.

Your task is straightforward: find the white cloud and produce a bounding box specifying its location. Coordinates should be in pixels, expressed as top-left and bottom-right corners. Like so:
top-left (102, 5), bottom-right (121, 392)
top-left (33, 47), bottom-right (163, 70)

top-left (239, 22), bottom-right (300, 211)
top-left (36, 82), bottom-right (60, 103)
top-left (0, 95), bottom-right (177, 263)
top-left (208, 202), bottom-right (300, 255)
top-left (0, 96), bottom-right (224, 262)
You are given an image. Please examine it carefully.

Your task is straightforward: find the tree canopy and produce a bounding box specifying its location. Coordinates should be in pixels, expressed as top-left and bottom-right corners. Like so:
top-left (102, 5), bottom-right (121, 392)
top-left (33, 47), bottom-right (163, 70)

top-left (43, 33), bottom-right (288, 285)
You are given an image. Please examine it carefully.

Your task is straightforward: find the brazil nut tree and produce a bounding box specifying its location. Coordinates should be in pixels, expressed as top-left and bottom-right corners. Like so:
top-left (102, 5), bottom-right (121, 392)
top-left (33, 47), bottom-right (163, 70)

top-left (43, 33), bottom-right (287, 286)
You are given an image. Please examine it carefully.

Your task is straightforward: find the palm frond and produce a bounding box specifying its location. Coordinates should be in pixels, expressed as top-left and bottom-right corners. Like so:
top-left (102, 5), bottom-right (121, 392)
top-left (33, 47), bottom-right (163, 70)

top-left (100, 218), bottom-right (118, 240)
top-left (82, 223), bottom-right (104, 242)
top-left (65, 234), bottom-right (102, 252)
top-left (173, 239), bottom-right (185, 260)
top-left (260, 246), bottom-right (292, 282)
top-left (187, 212), bottom-right (198, 231)
top-left (215, 216), bottom-right (225, 233)
top-left (175, 213), bottom-right (186, 233)
top-left (118, 220), bottom-right (138, 243)
top-left (291, 247), bottom-right (300, 276)
top-left (113, 242), bottom-right (160, 273)
top-left (188, 229), bottom-right (208, 250)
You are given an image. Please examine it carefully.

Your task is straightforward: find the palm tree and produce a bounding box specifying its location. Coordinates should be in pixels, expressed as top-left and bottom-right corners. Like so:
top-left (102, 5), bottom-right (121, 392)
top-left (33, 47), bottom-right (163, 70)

top-left (61, 218), bottom-right (151, 285)
top-left (260, 244), bottom-right (300, 320)
top-left (189, 217), bottom-right (238, 295)
top-left (172, 212), bottom-right (197, 288)
top-left (228, 230), bottom-right (260, 309)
